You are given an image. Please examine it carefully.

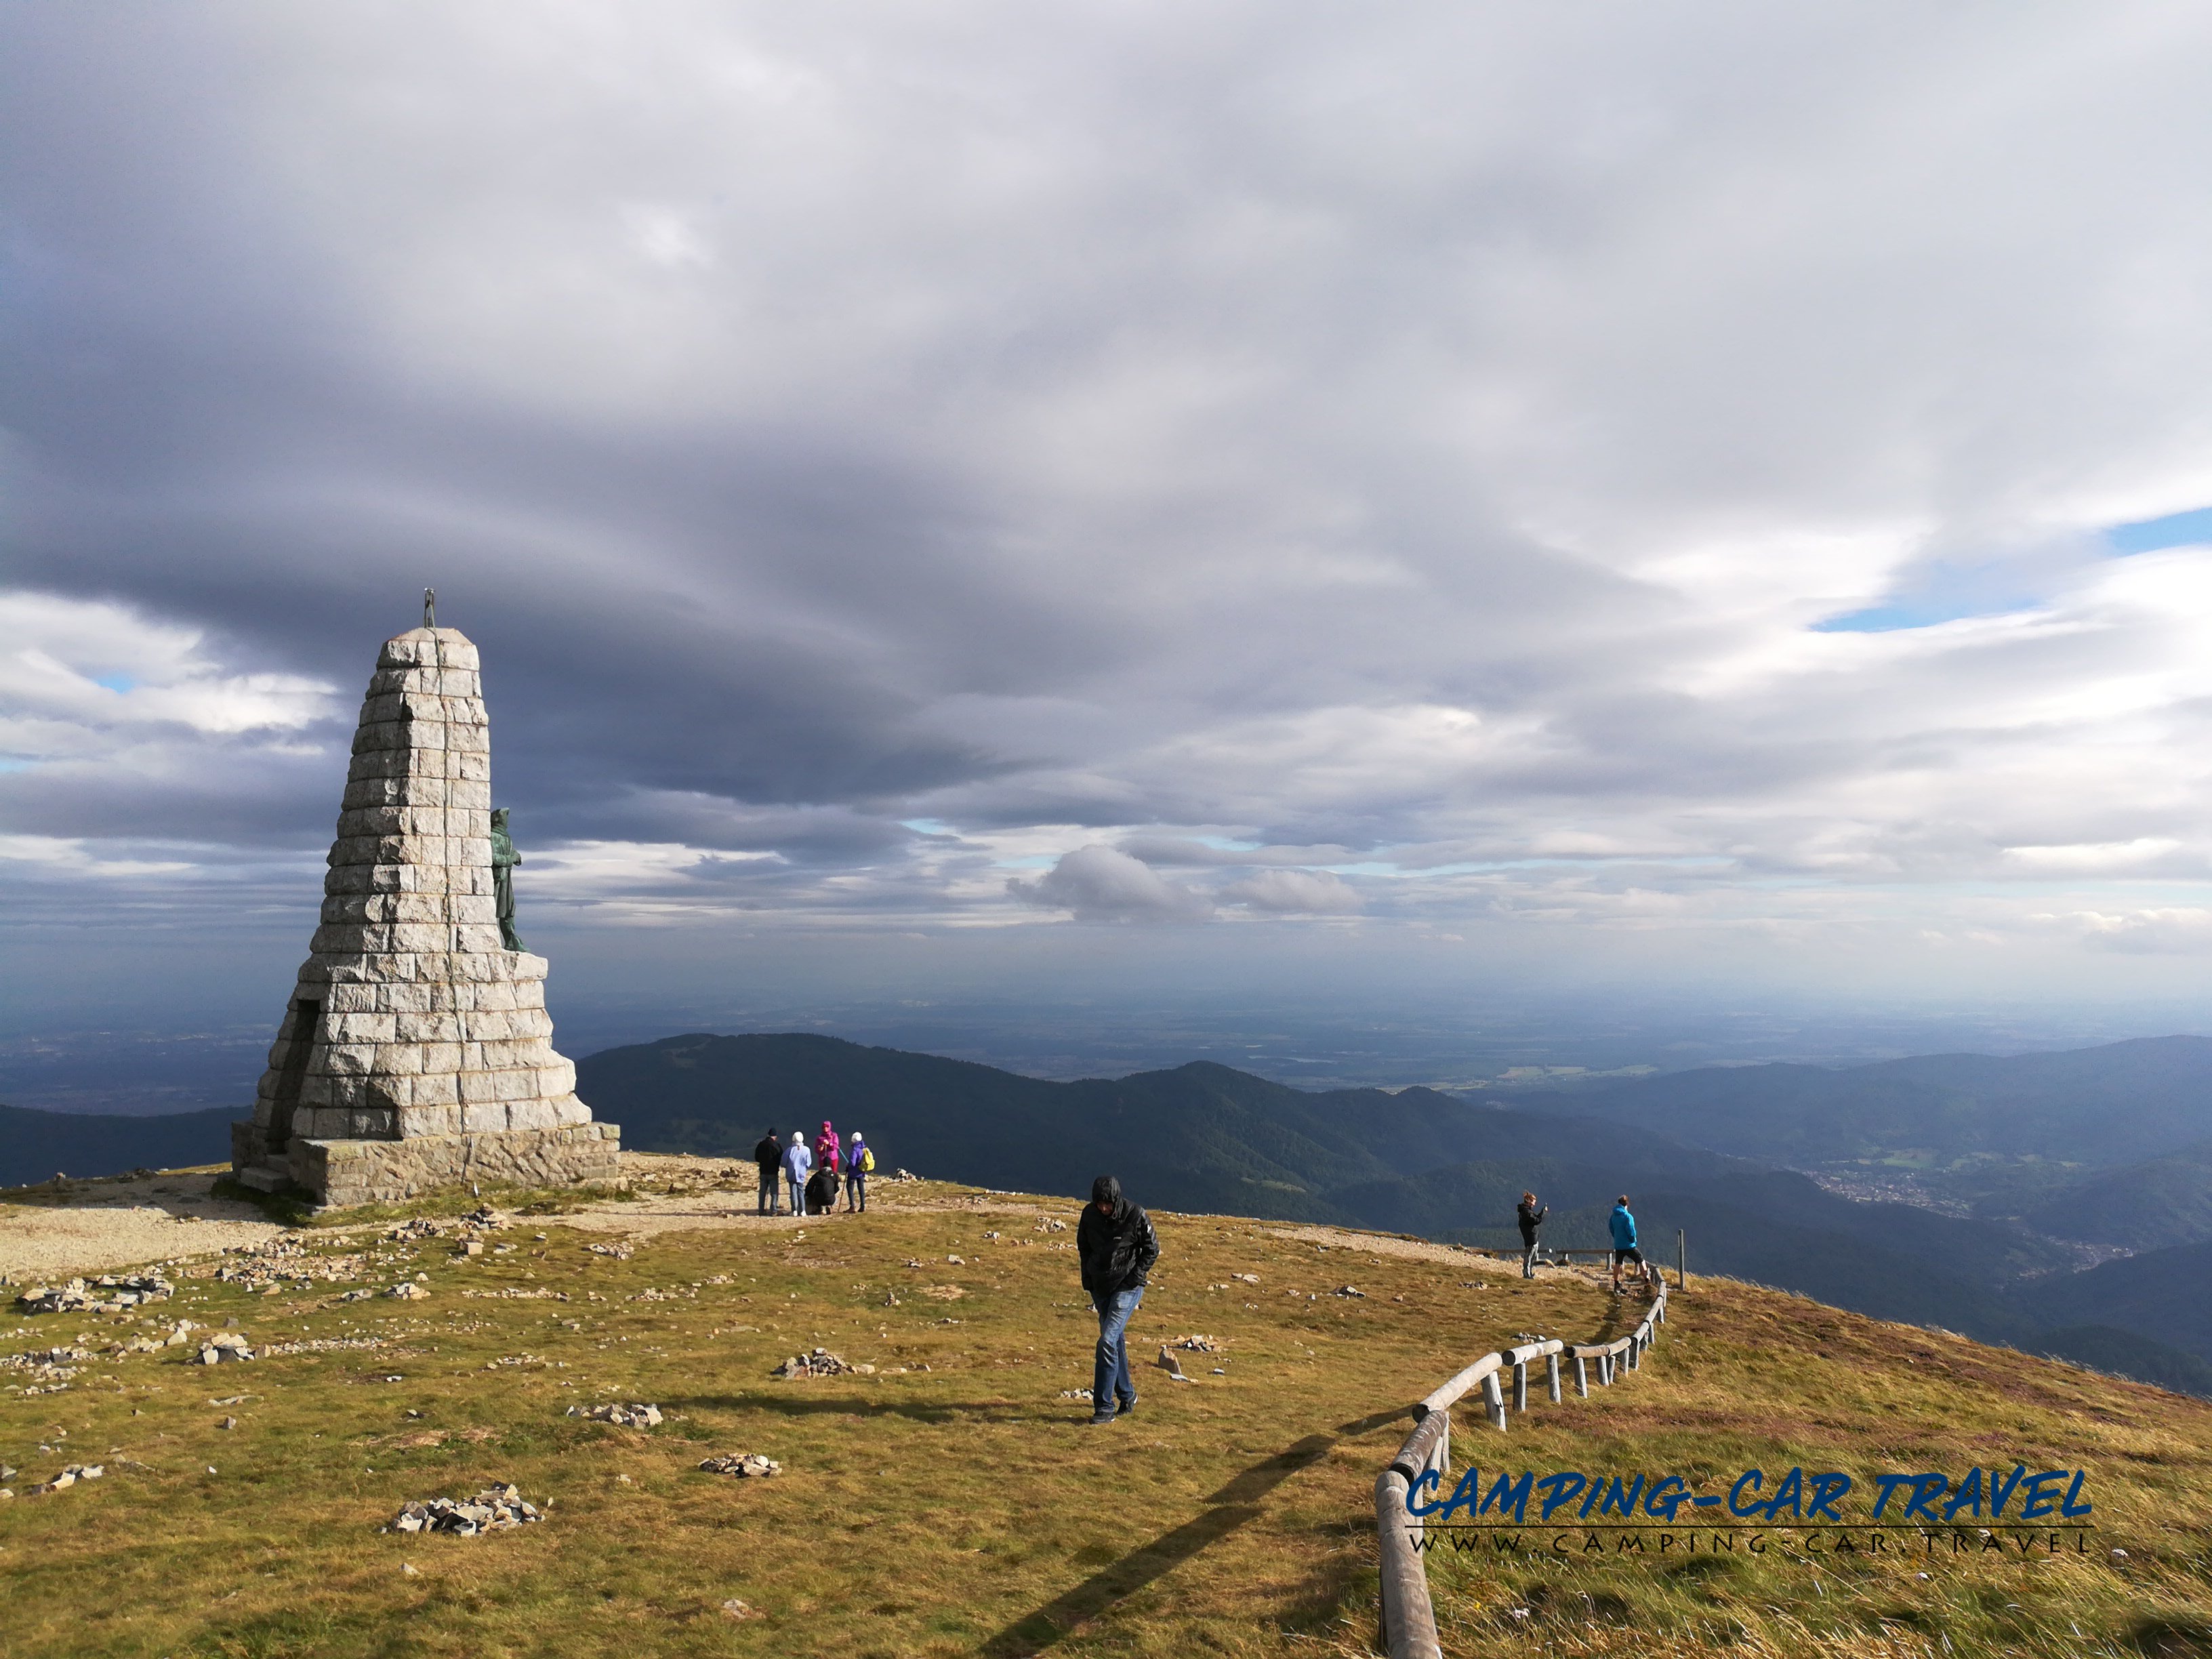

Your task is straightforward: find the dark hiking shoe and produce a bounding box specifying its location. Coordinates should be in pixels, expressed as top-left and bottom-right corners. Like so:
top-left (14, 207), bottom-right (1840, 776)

top-left (1086, 1412), bottom-right (1117, 1426)
top-left (1116, 1394), bottom-right (1138, 1416)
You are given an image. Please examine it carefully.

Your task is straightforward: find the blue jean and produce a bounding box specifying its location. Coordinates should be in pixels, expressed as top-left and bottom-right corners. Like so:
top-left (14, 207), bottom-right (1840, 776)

top-left (1092, 1286), bottom-right (1144, 1410)
top-left (788, 1171), bottom-right (808, 1215)
top-left (846, 1171), bottom-right (865, 1211)
top-left (757, 1171), bottom-right (778, 1214)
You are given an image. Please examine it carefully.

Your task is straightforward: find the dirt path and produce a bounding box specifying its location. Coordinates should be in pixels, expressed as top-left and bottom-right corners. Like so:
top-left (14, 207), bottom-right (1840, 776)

top-left (0, 1170), bottom-right (285, 1278)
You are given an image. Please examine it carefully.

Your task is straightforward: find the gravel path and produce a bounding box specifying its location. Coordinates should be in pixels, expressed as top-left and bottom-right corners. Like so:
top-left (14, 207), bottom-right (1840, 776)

top-left (0, 1170), bottom-right (286, 1277)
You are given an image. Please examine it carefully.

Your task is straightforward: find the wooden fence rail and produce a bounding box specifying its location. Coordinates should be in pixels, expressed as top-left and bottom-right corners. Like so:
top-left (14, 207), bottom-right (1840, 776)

top-left (1374, 1274), bottom-right (1671, 1659)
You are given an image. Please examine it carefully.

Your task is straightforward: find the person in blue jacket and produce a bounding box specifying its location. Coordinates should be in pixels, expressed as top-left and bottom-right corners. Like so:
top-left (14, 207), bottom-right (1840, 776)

top-left (782, 1132), bottom-right (814, 1218)
top-left (1608, 1195), bottom-right (1643, 1295)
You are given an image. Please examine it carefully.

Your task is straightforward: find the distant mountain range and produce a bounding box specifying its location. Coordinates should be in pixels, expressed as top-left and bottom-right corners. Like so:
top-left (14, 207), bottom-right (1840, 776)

top-left (8, 1031), bottom-right (2211, 1397)
top-left (1515, 1036), bottom-right (2212, 1229)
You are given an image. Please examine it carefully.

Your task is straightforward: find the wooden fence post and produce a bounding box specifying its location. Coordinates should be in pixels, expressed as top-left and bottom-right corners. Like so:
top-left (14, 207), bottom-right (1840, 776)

top-left (1512, 1360), bottom-right (1528, 1412)
top-left (1547, 1351), bottom-right (1561, 1403)
top-left (1481, 1369), bottom-right (1508, 1431)
top-left (1574, 1355), bottom-right (1589, 1397)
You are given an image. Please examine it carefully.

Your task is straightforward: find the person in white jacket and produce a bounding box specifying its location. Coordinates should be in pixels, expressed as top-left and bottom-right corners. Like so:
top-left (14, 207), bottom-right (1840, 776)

top-left (782, 1132), bottom-right (814, 1217)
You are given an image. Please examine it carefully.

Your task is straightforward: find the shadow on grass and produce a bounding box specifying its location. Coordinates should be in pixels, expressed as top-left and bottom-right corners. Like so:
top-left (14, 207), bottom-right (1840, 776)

top-left (663, 1391), bottom-right (1079, 1425)
top-left (978, 1408), bottom-right (1408, 1658)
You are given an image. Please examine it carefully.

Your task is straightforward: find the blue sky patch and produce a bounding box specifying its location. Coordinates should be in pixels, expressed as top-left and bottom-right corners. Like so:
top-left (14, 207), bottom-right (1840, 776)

top-left (2106, 506), bottom-right (2212, 556)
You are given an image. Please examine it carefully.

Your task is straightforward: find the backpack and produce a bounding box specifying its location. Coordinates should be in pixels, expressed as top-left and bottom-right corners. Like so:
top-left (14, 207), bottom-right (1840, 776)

top-left (858, 1147), bottom-right (876, 1172)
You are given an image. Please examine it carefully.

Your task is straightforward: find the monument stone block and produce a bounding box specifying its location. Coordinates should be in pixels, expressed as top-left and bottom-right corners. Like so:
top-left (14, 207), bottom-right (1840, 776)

top-left (232, 617), bottom-right (620, 1205)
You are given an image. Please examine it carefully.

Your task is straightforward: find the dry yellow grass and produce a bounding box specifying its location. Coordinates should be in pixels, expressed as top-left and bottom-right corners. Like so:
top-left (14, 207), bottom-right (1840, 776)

top-left (0, 1175), bottom-right (2205, 1657)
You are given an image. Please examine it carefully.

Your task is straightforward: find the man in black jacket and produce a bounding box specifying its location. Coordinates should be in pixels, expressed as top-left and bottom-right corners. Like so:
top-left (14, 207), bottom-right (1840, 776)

top-left (1517, 1191), bottom-right (1547, 1279)
top-left (1076, 1174), bottom-right (1159, 1425)
top-left (753, 1128), bottom-right (783, 1216)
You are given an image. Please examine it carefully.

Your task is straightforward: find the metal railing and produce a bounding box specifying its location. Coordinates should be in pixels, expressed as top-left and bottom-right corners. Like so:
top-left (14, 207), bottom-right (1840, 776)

top-left (1374, 1275), bottom-right (1671, 1659)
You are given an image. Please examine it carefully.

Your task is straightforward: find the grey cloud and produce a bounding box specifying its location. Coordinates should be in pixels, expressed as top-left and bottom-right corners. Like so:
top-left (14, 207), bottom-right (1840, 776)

top-left (1221, 869), bottom-right (1363, 915)
top-left (7, 3), bottom-right (2212, 1008)
top-left (1008, 846), bottom-right (1212, 922)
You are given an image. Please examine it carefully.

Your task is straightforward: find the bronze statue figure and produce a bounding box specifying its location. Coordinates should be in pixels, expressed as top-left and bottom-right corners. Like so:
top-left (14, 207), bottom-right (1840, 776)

top-left (490, 806), bottom-right (525, 951)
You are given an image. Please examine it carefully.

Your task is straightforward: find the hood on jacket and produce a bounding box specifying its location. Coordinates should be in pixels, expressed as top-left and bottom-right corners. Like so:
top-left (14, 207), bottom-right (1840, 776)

top-left (1091, 1174), bottom-right (1128, 1218)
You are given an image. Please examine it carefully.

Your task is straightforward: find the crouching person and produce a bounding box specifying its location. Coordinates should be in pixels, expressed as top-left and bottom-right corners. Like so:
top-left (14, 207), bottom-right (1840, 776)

top-left (1076, 1175), bottom-right (1158, 1426)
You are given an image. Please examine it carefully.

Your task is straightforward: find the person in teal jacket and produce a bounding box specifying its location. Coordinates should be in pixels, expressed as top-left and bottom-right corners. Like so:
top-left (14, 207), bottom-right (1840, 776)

top-left (1608, 1196), bottom-right (1643, 1295)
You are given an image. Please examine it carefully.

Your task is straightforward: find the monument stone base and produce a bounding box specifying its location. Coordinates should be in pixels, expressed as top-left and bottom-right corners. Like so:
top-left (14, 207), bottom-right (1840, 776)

top-left (230, 1121), bottom-right (621, 1209)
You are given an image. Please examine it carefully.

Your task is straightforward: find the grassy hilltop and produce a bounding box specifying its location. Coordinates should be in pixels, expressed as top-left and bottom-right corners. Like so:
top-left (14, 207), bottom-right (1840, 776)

top-left (1, 1166), bottom-right (2209, 1658)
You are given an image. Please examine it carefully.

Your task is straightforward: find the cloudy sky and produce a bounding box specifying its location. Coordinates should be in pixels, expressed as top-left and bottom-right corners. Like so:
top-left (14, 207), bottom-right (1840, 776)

top-left (9, 3), bottom-right (2212, 1065)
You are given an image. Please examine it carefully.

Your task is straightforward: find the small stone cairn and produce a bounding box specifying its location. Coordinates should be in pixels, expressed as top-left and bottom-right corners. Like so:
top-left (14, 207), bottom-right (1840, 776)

top-left (15, 1275), bottom-right (175, 1315)
top-left (771, 1347), bottom-right (874, 1378)
top-left (197, 1332), bottom-right (255, 1365)
top-left (389, 1483), bottom-right (541, 1534)
top-left (698, 1453), bottom-right (780, 1477)
top-left (567, 1402), bottom-right (661, 1427)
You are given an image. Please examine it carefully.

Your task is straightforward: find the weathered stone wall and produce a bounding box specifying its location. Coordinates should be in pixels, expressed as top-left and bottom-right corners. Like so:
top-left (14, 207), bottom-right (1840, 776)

top-left (298, 1123), bottom-right (621, 1210)
top-left (234, 624), bottom-right (617, 1204)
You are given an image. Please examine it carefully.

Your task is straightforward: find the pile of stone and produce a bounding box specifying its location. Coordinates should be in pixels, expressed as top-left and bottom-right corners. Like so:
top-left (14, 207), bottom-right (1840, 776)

top-left (697, 1453), bottom-right (779, 1477)
top-left (567, 1401), bottom-right (661, 1427)
top-left (888, 1168), bottom-right (922, 1183)
top-left (1332, 1285), bottom-right (1367, 1298)
top-left (388, 1483), bottom-right (542, 1534)
top-left (197, 1332), bottom-right (255, 1365)
top-left (1170, 1334), bottom-right (1222, 1353)
top-left (386, 1220), bottom-right (447, 1242)
top-left (116, 1322), bottom-right (199, 1354)
top-left (14, 1275), bottom-right (176, 1315)
top-left (26, 1463), bottom-right (104, 1496)
top-left (386, 1282), bottom-right (431, 1300)
top-left (583, 1243), bottom-right (634, 1261)
top-left (1033, 1217), bottom-right (1068, 1233)
top-left (210, 1240), bottom-right (367, 1288)
top-left (1059, 1387), bottom-right (1094, 1401)
top-left (771, 1348), bottom-right (865, 1378)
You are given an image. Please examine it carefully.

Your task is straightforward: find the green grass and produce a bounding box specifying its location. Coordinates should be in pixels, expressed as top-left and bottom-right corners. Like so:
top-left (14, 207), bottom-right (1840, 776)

top-left (1, 1180), bottom-right (2207, 1658)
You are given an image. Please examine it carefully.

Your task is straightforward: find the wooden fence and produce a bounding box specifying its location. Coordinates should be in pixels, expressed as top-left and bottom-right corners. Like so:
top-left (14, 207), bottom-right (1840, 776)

top-left (1372, 1274), bottom-right (1671, 1659)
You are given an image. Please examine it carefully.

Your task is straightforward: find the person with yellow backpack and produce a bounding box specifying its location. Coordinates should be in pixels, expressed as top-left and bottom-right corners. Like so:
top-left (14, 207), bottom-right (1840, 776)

top-left (846, 1132), bottom-right (875, 1212)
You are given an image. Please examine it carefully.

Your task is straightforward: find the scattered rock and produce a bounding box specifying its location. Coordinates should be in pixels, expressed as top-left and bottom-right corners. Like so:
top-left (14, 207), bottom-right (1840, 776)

top-left (1170, 1334), bottom-right (1221, 1353)
top-left (720, 1597), bottom-right (764, 1619)
top-left (888, 1168), bottom-right (922, 1183)
top-left (15, 1275), bottom-right (176, 1315)
top-left (1059, 1388), bottom-right (1093, 1401)
top-left (1036, 1218), bottom-right (1068, 1233)
top-left (388, 1484), bottom-right (541, 1535)
top-left (699, 1454), bottom-right (781, 1478)
top-left (1155, 1347), bottom-right (1191, 1381)
top-left (945, 1255), bottom-right (965, 1265)
top-left (1230, 1272), bottom-right (1258, 1284)
top-left (1332, 1285), bottom-right (1366, 1298)
top-left (567, 1402), bottom-right (663, 1428)
top-left (197, 1332), bottom-right (255, 1365)
top-left (584, 1244), bottom-right (634, 1261)
top-left (386, 1282), bottom-right (431, 1301)
top-left (28, 1462), bottom-right (103, 1495)
top-left (771, 1348), bottom-right (852, 1378)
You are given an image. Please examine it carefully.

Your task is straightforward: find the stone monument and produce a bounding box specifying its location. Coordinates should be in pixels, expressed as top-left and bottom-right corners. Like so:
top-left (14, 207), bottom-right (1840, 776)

top-left (232, 614), bottom-right (619, 1207)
